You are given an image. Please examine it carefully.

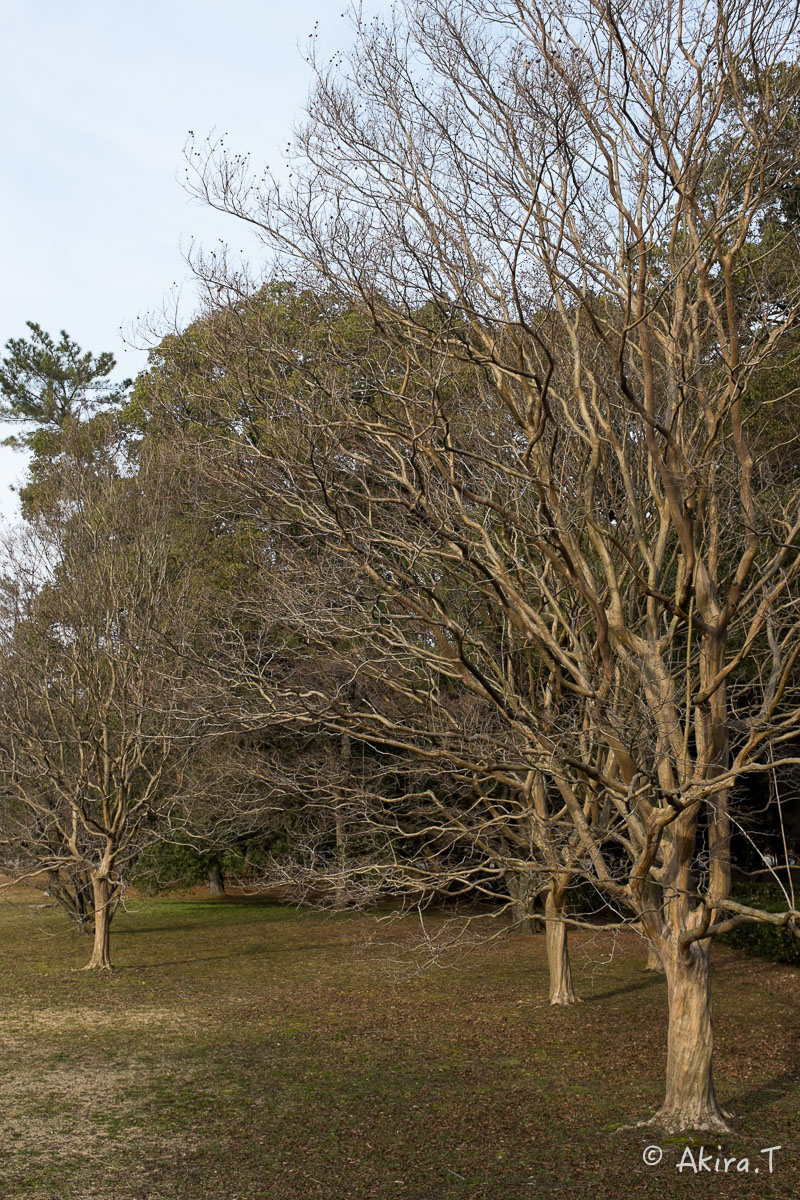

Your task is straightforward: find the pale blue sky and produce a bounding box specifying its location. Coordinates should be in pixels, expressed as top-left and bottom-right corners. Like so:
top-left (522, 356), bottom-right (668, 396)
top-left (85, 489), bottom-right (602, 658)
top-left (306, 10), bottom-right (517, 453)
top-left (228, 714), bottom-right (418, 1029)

top-left (1, 0), bottom-right (370, 518)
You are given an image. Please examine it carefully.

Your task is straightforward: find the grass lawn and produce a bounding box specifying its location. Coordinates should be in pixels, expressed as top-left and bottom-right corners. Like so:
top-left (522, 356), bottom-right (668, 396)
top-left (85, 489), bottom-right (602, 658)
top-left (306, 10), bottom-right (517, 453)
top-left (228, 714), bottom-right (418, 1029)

top-left (0, 889), bottom-right (797, 1200)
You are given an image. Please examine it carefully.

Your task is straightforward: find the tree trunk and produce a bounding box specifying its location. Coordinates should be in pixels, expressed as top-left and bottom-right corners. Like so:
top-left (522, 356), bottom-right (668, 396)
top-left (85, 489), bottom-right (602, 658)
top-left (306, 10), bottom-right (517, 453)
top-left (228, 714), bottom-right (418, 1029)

top-left (327, 727), bottom-right (351, 910)
top-left (84, 874), bottom-right (113, 970)
top-left (652, 939), bottom-right (730, 1132)
top-left (207, 858), bottom-right (226, 898)
top-left (645, 941), bottom-right (665, 973)
top-left (545, 886), bottom-right (578, 1005)
top-left (331, 805), bottom-right (348, 910)
top-left (505, 871), bottom-right (543, 933)
top-left (641, 882), bottom-right (666, 971)
top-left (44, 866), bottom-right (95, 932)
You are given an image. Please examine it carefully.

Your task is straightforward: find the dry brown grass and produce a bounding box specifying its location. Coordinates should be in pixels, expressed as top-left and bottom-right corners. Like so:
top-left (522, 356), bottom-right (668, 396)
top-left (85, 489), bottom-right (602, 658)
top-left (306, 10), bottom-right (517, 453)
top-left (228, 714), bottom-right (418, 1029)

top-left (0, 888), bottom-right (797, 1199)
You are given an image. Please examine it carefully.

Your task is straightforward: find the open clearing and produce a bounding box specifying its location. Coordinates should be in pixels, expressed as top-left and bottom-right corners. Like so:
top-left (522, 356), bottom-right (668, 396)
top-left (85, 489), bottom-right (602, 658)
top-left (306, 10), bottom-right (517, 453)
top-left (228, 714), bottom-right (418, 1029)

top-left (0, 891), bottom-right (797, 1200)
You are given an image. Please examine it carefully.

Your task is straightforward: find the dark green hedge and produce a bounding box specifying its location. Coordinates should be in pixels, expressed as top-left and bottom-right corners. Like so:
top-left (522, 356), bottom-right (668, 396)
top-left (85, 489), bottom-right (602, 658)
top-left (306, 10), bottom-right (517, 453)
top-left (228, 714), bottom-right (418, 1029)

top-left (720, 882), bottom-right (800, 966)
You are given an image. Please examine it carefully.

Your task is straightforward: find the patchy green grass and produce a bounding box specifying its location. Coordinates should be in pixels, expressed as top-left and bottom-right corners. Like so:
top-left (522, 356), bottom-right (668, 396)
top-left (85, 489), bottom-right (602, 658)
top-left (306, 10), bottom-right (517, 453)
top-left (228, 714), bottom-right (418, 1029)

top-left (0, 890), bottom-right (797, 1200)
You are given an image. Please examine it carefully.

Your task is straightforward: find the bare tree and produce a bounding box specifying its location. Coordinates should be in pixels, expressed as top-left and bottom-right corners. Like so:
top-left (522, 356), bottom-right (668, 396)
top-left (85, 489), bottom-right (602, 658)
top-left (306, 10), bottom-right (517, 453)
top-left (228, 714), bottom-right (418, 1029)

top-left (178, 0), bottom-right (800, 1130)
top-left (0, 440), bottom-right (203, 968)
top-left (137, 288), bottom-right (603, 1002)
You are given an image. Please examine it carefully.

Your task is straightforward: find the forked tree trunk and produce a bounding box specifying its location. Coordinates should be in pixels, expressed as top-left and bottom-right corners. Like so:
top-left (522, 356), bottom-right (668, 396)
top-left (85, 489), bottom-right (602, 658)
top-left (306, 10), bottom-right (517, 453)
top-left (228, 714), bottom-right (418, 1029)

top-left (641, 882), bottom-right (666, 972)
top-left (652, 939), bottom-right (730, 1132)
top-left (645, 941), bottom-right (665, 973)
top-left (208, 858), bottom-right (226, 898)
top-left (44, 866), bottom-right (95, 933)
top-left (505, 871), bottom-right (543, 933)
top-left (545, 885), bottom-right (578, 1005)
top-left (84, 874), bottom-right (113, 970)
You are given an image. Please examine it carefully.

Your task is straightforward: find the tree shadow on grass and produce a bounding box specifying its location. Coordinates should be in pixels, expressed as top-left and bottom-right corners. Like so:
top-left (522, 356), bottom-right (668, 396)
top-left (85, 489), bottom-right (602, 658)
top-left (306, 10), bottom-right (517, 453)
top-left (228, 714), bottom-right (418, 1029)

top-left (110, 951), bottom-right (254, 971)
top-left (725, 1042), bottom-right (800, 1118)
top-left (111, 938), bottom-right (352, 970)
top-left (115, 918), bottom-right (305, 937)
top-left (584, 975), bottom-right (663, 1002)
top-left (722, 1071), bottom-right (800, 1131)
top-left (116, 924), bottom-right (214, 936)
